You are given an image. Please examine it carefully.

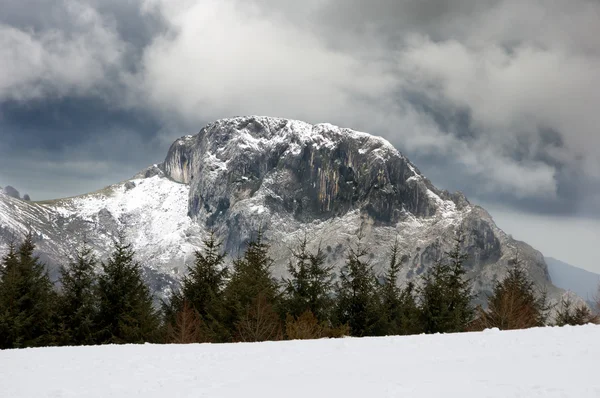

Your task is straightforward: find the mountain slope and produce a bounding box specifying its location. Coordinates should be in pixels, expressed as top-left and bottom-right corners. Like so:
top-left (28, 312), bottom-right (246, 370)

top-left (0, 116), bottom-right (562, 303)
top-left (545, 257), bottom-right (599, 303)
top-left (0, 167), bottom-right (203, 295)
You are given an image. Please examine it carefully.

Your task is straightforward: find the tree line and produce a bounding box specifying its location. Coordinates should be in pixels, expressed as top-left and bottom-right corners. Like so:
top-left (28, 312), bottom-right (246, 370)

top-left (0, 229), bottom-right (597, 349)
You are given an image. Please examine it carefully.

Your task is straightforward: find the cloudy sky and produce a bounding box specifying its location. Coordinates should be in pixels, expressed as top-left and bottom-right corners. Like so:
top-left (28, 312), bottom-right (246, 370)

top-left (1, 0), bottom-right (599, 272)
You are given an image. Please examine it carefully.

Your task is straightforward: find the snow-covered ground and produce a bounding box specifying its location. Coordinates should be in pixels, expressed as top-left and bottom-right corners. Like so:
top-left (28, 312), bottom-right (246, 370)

top-left (1, 325), bottom-right (598, 397)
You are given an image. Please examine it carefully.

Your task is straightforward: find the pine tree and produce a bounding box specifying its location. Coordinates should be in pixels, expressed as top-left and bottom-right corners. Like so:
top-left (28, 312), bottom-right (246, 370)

top-left (0, 234), bottom-right (57, 348)
top-left (164, 231), bottom-right (228, 342)
top-left (96, 234), bottom-right (159, 344)
top-left (57, 240), bottom-right (99, 345)
top-left (418, 232), bottom-right (474, 334)
top-left (334, 236), bottom-right (379, 337)
top-left (555, 296), bottom-right (599, 326)
top-left (473, 253), bottom-right (550, 330)
top-left (377, 238), bottom-right (402, 334)
top-left (377, 238), bottom-right (422, 335)
top-left (223, 229), bottom-right (279, 341)
top-left (281, 235), bottom-right (334, 322)
top-left (398, 282), bottom-right (421, 334)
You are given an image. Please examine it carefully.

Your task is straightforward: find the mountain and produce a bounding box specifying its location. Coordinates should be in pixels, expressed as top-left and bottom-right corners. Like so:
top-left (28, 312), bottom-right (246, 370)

top-left (0, 166), bottom-right (200, 295)
top-left (545, 257), bottom-right (599, 304)
top-left (0, 116), bottom-right (562, 303)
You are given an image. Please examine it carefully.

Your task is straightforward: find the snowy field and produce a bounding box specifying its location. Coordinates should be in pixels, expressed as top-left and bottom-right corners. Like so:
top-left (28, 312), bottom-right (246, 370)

top-left (1, 325), bottom-right (598, 397)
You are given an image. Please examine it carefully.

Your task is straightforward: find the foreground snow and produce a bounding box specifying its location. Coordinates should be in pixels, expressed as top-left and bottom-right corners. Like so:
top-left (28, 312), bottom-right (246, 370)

top-left (1, 325), bottom-right (598, 397)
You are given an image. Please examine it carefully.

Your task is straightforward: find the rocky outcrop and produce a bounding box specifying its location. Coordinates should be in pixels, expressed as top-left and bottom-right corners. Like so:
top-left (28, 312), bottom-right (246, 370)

top-left (160, 116), bottom-right (559, 303)
top-left (2, 186), bottom-right (21, 199)
top-left (0, 116), bottom-right (563, 304)
top-left (164, 117), bottom-right (450, 224)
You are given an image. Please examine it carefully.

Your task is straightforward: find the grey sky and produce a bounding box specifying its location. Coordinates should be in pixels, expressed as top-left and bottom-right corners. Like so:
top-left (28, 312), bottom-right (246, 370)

top-left (0, 0), bottom-right (599, 271)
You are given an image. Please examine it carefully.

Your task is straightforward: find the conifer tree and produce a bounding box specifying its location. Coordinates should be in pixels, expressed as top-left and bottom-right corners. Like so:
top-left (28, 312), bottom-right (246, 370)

top-left (378, 239), bottom-right (421, 335)
top-left (164, 231), bottom-right (228, 342)
top-left (473, 253), bottom-right (550, 330)
top-left (223, 229), bottom-right (279, 340)
top-left (398, 282), bottom-right (421, 334)
top-left (96, 233), bottom-right (159, 344)
top-left (555, 296), bottom-right (599, 326)
top-left (57, 240), bottom-right (99, 345)
top-left (418, 232), bottom-right (474, 334)
top-left (334, 236), bottom-right (380, 337)
top-left (377, 238), bottom-right (402, 334)
top-left (0, 234), bottom-right (57, 348)
top-left (281, 235), bottom-right (334, 322)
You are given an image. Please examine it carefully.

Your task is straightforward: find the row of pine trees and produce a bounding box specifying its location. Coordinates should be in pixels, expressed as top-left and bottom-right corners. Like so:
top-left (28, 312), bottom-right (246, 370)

top-left (0, 230), bottom-right (597, 349)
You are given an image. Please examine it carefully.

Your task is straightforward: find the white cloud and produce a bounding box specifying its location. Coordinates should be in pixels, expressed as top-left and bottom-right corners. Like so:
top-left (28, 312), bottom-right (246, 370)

top-left (400, 36), bottom-right (600, 152)
top-left (0, 0), bottom-right (125, 101)
top-left (139, 0), bottom-right (394, 126)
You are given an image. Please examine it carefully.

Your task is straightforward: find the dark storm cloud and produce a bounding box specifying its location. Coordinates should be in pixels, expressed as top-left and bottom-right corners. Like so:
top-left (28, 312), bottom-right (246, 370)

top-left (0, 0), bottom-right (175, 199)
top-left (0, 97), bottom-right (159, 150)
top-left (0, 95), bottom-right (177, 199)
top-left (392, 89), bottom-right (591, 216)
top-left (1, 0), bottom-right (600, 221)
top-left (301, 0), bottom-right (600, 218)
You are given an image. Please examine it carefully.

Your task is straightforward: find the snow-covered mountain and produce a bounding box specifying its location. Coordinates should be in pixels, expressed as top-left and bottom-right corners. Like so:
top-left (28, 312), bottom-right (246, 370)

top-left (0, 166), bottom-right (201, 295)
top-left (0, 116), bottom-right (562, 302)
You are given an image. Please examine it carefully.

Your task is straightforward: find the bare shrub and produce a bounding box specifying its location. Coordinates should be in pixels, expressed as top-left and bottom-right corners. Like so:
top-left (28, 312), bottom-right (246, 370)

top-left (323, 323), bottom-right (351, 338)
top-left (236, 294), bottom-right (282, 342)
top-left (167, 301), bottom-right (208, 344)
top-left (285, 311), bottom-right (325, 340)
top-left (555, 296), bottom-right (599, 326)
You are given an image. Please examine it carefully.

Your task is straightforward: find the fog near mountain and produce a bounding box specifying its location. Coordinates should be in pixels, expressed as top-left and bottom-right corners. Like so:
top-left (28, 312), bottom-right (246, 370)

top-left (545, 257), bottom-right (599, 304)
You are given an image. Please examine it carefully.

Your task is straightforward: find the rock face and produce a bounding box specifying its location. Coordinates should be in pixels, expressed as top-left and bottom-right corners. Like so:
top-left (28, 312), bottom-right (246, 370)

top-left (164, 118), bottom-right (442, 224)
top-left (2, 186), bottom-right (21, 199)
top-left (0, 116), bottom-right (561, 303)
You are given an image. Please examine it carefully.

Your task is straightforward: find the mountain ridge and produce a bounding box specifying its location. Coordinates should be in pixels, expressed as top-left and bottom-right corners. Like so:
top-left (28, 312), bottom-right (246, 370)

top-left (0, 116), bottom-right (563, 303)
top-left (545, 257), bottom-right (599, 304)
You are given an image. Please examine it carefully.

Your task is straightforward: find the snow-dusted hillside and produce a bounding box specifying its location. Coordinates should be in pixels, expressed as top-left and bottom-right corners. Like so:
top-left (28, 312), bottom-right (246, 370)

top-left (2, 325), bottom-right (598, 397)
top-left (0, 167), bottom-right (203, 296)
top-left (0, 116), bottom-right (563, 303)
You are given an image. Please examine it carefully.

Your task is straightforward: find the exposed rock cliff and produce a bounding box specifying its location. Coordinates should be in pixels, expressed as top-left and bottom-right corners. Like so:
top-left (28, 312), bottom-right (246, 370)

top-left (0, 116), bottom-right (560, 303)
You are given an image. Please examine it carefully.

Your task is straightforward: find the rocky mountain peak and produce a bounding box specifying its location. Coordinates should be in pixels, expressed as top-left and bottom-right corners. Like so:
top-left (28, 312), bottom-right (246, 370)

top-left (1, 185), bottom-right (21, 199)
top-left (164, 116), bottom-right (467, 233)
top-left (0, 116), bottom-right (563, 305)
